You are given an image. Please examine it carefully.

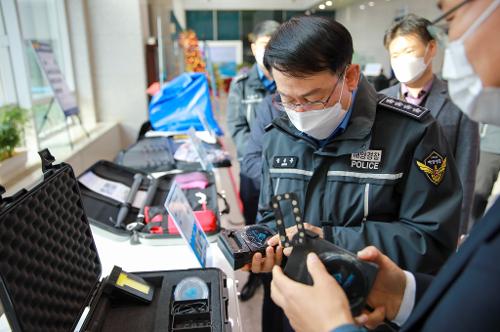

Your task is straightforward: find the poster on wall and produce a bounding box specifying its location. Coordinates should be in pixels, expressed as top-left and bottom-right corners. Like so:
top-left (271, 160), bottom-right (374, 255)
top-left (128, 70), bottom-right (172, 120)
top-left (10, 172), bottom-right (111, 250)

top-left (199, 40), bottom-right (243, 78)
top-left (31, 40), bottom-right (79, 117)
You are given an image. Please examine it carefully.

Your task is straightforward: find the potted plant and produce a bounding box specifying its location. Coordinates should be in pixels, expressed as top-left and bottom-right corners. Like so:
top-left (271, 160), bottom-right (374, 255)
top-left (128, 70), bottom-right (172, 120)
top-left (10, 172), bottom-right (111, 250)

top-left (0, 104), bottom-right (29, 183)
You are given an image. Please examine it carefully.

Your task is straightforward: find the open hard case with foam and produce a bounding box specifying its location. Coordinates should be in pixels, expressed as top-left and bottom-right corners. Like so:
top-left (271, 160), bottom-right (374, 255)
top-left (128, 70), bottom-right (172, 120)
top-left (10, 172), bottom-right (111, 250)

top-left (0, 150), bottom-right (230, 332)
top-left (77, 160), bottom-right (228, 244)
top-left (114, 135), bottom-right (231, 174)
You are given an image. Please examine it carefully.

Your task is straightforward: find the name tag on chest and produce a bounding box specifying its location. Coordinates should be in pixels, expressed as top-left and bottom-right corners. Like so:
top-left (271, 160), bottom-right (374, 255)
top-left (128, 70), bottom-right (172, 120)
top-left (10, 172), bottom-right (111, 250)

top-left (273, 156), bottom-right (298, 168)
top-left (351, 150), bottom-right (382, 170)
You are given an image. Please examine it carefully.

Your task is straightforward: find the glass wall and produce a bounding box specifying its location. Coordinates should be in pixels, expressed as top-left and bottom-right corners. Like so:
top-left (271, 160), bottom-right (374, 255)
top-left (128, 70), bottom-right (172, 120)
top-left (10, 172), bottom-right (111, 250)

top-left (0, 6), bottom-right (16, 106)
top-left (0, 0), bottom-right (77, 158)
top-left (186, 10), bottom-right (214, 40)
top-left (217, 11), bottom-right (240, 40)
top-left (16, 0), bottom-right (75, 140)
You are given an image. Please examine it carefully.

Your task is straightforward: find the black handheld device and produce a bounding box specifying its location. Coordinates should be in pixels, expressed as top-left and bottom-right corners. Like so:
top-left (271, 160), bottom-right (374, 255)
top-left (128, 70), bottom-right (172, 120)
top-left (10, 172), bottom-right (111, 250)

top-left (272, 192), bottom-right (378, 316)
top-left (217, 225), bottom-right (275, 270)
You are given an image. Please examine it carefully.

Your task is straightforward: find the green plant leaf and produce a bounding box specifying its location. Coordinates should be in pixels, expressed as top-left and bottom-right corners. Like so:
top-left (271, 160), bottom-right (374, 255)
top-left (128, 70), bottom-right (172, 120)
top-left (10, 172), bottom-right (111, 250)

top-left (0, 104), bottom-right (29, 160)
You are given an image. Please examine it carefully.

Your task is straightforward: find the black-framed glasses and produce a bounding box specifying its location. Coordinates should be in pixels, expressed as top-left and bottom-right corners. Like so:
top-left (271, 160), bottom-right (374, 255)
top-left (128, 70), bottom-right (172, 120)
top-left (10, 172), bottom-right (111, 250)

top-left (431, 0), bottom-right (471, 25)
top-left (272, 67), bottom-right (348, 112)
top-left (427, 0), bottom-right (471, 46)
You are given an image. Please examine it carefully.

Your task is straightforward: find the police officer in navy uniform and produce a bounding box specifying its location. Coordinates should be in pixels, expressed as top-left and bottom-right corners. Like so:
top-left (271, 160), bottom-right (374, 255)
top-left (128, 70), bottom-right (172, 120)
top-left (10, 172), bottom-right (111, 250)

top-left (226, 20), bottom-right (279, 301)
top-left (269, 1), bottom-right (500, 332)
top-left (227, 20), bottom-right (279, 162)
top-left (226, 20), bottom-right (280, 228)
top-left (246, 18), bottom-right (462, 331)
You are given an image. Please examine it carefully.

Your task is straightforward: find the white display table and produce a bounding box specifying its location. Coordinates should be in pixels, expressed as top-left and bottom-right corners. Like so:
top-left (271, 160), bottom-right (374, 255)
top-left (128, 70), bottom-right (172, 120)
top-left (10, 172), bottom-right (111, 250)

top-left (0, 226), bottom-right (242, 332)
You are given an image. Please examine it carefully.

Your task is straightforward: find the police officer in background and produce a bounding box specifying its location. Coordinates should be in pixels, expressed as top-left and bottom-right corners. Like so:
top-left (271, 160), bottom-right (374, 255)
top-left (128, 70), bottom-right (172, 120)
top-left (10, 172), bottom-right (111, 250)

top-left (227, 20), bottom-right (279, 162)
top-left (227, 20), bottom-right (280, 227)
top-left (382, 14), bottom-right (479, 235)
top-left (226, 20), bottom-right (279, 301)
top-left (248, 14), bottom-right (462, 302)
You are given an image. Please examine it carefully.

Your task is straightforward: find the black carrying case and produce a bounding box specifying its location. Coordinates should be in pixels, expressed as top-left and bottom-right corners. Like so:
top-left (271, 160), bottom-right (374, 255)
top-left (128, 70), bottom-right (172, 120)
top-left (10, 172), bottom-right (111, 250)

top-left (114, 136), bottom-right (231, 174)
top-left (0, 150), bottom-right (230, 332)
top-left (77, 160), bottom-right (226, 243)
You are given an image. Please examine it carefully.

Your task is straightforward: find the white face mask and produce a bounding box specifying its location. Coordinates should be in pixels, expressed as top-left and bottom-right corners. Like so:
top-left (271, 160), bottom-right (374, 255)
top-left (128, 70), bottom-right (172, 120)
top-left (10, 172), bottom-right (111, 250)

top-left (391, 46), bottom-right (430, 84)
top-left (442, 0), bottom-right (500, 125)
top-left (255, 47), bottom-right (265, 67)
top-left (285, 77), bottom-right (349, 140)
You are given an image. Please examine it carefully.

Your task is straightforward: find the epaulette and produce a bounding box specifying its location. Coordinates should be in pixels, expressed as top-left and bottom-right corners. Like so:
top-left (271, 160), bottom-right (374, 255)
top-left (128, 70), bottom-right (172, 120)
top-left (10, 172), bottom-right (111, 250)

top-left (378, 96), bottom-right (430, 121)
top-left (233, 73), bottom-right (249, 83)
top-left (264, 123), bottom-right (275, 132)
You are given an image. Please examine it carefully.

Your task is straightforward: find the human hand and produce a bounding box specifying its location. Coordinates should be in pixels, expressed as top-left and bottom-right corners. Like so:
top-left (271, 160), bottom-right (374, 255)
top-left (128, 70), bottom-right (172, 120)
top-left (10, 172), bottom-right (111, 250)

top-left (271, 252), bottom-right (354, 332)
top-left (241, 245), bottom-right (284, 273)
top-left (353, 246), bottom-right (406, 329)
top-left (267, 223), bottom-right (324, 256)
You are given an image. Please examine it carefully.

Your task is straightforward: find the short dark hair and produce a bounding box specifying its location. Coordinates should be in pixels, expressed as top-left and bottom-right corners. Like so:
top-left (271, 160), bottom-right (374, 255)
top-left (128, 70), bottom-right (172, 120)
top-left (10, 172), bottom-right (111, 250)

top-left (249, 20), bottom-right (280, 42)
top-left (263, 16), bottom-right (353, 77)
top-left (383, 14), bottom-right (434, 49)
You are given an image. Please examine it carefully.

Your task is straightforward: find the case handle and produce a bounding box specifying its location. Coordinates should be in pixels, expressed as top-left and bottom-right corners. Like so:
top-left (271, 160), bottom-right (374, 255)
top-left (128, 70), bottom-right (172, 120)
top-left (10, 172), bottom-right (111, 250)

top-left (217, 192), bottom-right (230, 215)
top-left (38, 149), bottom-right (56, 173)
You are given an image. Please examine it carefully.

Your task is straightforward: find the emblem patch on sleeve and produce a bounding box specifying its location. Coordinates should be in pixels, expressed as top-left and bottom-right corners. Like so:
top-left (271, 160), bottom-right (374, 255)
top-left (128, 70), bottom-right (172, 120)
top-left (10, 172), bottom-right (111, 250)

top-left (416, 151), bottom-right (447, 185)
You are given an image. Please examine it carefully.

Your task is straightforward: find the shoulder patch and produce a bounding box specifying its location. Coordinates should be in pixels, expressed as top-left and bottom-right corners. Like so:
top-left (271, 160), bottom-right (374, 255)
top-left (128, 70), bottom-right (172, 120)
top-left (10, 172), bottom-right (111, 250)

top-left (233, 73), bottom-right (249, 83)
top-left (416, 150), bottom-right (447, 186)
top-left (378, 96), bottom-right (429, 121)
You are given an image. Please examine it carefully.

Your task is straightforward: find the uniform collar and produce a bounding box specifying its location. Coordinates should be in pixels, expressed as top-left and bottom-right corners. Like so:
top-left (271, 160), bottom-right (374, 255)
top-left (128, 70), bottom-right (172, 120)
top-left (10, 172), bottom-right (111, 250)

top-left (247, 64), bottom-right (268, 91)
top-left (331, 75), bottom-right (377, 141)
top-left (256, 65), bottom-right (276, 92)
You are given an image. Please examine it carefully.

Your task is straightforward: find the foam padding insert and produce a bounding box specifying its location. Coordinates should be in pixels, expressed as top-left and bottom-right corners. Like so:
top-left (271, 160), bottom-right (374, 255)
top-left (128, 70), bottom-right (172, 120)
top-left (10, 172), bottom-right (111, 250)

top-left (86, 269), bottom-right (228, 332)
top-left (0, 165), bottom-right (101, 331)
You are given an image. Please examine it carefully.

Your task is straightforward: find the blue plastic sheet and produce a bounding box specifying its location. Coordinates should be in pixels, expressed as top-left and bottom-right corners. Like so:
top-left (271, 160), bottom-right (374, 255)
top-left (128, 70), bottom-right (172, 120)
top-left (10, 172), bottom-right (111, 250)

top-left (149, 72), bottom-right (223, 136)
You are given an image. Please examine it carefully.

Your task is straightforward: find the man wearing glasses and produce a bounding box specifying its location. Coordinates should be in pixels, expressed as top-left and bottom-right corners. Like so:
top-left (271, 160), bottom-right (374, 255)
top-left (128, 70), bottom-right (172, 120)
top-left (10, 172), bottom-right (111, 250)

top-left (247, 16), bottom-right (462, 278)
top-left (269, 1), bottom-right (500, 331)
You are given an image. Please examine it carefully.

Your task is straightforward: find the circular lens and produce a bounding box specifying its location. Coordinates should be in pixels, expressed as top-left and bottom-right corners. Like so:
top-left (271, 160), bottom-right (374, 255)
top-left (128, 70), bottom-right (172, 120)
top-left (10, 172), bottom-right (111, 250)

top-left (319, 252), bottom-right (367, 313)
top-left (174, 276), bottom-right (209, 301)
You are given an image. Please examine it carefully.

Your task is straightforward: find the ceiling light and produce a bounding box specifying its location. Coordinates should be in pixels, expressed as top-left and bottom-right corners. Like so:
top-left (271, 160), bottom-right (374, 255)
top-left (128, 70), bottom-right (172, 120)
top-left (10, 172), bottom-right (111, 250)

top-left (319, 4), bottom-right (326, 9)
top-left (368, 1), bottom-right (375, 6)
top-left (326, 1), bottom-right (333, 6)
top-left (360, 4), bottom-right (366, 10)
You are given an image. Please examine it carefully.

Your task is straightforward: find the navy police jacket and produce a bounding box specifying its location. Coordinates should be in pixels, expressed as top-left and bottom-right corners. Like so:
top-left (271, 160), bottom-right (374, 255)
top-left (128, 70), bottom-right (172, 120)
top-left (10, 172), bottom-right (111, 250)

top-left (383, 76), bottom-right (479, 235)
top-left (258, 77), bottom-right (463, 274)
top-left (226, 64), bottom-right (272, 160)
